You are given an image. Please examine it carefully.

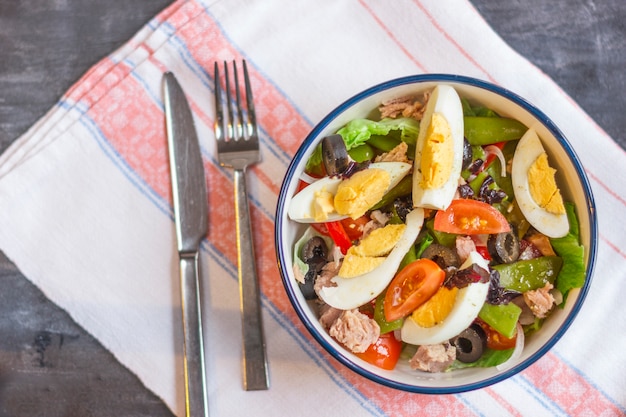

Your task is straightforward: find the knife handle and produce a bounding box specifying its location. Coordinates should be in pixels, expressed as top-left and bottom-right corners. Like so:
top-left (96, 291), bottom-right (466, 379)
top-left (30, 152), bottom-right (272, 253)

top-left (233, 168), bottom-right (270, 391)
top-left (179, 251), bottom-right (210, 416)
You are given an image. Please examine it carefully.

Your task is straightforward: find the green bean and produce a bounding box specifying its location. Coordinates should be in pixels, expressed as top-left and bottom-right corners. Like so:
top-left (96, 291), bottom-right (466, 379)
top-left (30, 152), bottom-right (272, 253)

top-left (373, 291), bottom-right (403, 334)
top-left (468, 170), bottom-right (490, 196)
top-left (347, 143), bottom-right (375, 162)
top-left (367, 134), bottom-right (401, 152)
top-left (415, 232), bottom-right (434, 258)
top-left (464, 117), bottom-right (527, 146)
top-left (473, 107), bottom-right (499, 118)
top-left (370, 175), bottom-right (412, 210)
top-left (478, 302), bottom-right (522, 339)
top-left (493, 256), bottom-right (563, 293)
top-left (399, 243), bottom-right (418, 270)
top-left (425, 218), bottom-right (457, 248)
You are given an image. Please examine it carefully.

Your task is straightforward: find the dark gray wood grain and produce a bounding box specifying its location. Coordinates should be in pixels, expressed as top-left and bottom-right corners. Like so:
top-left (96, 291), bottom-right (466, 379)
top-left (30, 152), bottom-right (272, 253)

top-left (0, 1), bottom-right (176, 416)
top-left (0, 251), bottom-right (173, 417)
top-left (470, 0), bottom-right (625, 148)
top-left (0, 0), bottom-right (624, 415)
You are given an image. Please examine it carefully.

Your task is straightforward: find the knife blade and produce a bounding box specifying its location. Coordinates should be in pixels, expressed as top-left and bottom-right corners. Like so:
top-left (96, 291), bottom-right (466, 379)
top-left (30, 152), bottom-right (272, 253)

top-left (163, 71), bottom-right (209, 417)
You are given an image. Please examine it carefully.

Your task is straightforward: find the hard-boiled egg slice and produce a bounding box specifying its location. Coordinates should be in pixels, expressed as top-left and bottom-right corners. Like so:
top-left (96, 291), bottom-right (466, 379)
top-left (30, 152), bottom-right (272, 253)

top-left (400, 251), bottom-right (490, 346)
top-left (338, 224), bottom-right (406, 277)
top-left (318, 208), bottom-right (424, 310)
top-left (511, 129), bottom-right (569, 238)
top-left (288, 161), bottom-right (411, 223)
top-left (412, 85), bottom-right (464, 210)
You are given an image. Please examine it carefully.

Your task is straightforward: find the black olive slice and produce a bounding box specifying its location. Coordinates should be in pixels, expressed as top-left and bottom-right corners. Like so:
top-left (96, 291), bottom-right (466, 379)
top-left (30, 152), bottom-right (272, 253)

top-left (488, 229), bottom-right (520, 264)
top-left (420, 243), bottom-right (461, 269)
top-left (299, 237), bottom-right (329, 300)
top-left (392, 195), bottom-right (413, 223)
top-left (299, 269), bottom-right (317, 300)
top-left (321, 134), bottom-right (351, 176)
top-left (301, 236), bottom-right (329, 264)
top-left (451, 324), bottom-right (487, 363)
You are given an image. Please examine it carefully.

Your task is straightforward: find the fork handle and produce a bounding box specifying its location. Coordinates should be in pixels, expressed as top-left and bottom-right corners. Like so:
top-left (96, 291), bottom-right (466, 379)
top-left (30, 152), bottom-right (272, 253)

top-left (233, 168), bottom-right (270, 391)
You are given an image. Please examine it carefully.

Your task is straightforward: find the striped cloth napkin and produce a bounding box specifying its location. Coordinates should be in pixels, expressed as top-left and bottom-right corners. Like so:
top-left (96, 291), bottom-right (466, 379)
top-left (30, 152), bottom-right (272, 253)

top-left (0, 0), bottom-right (624, 416)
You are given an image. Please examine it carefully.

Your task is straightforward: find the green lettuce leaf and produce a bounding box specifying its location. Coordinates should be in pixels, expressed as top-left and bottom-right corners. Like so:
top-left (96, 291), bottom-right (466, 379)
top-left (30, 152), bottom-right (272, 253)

top-left (293, 227), bottom-right (333, 280)
top-left (305, 117), bottom-right (420, 172)
top-left (550, 203), bottom-right (586, 305)
top-left (336, 117), bottom-right (420, 150)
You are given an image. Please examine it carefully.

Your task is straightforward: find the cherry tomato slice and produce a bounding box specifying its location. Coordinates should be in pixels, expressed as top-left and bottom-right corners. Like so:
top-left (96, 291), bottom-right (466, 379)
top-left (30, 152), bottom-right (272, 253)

top-left (434, 199), bottom-right (511, 235)
top-left (475, 318), bottom-right (517, 350)
top-left (355, 332), bottom-right (403, 370)
top-left (384, 258), bottom-right (445, 322)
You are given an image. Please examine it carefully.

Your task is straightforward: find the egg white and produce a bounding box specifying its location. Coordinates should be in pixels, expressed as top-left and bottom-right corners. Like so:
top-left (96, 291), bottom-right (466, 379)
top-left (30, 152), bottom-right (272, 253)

top-left (318, 208), bottom-right (425, 310)
top-left (412, 85), bottom-right (464, 210)
top-left (511, 129), bottom-right (569, 238)
top-left (288, 161), bottom-right (412, 223)
top-left (400, 251), bottom-right (490, 346)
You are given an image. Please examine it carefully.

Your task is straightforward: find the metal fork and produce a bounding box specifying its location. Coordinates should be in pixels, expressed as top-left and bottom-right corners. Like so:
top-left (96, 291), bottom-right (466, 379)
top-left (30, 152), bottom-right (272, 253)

top-left (213, 60), bottom-right (269, 391)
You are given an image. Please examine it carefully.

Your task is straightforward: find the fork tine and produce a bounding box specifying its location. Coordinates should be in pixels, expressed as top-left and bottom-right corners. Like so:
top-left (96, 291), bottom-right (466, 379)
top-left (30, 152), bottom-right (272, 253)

top-left (213, 62), bottom-right (224, 141)
top-left (223, 61), bottom-right (235, 141)
top-left (242, 60), bottom-right (257, 139)
top-left (232, 60), bottom-right (246, 141)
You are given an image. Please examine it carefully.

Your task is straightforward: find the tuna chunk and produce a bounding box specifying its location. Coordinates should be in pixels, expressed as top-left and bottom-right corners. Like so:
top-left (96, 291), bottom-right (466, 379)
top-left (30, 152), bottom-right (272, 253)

top-left (374, 142), bottom-right (410, 163)
top-left (319, 304), bottom-right (343, 330)
top-left (378, 94), bottom-right (428, 120)
top-left (455, 236), bottom-right (477, 264)
top-left (314, 261), bottom-right (340, 297)
top-left (329, 309), bottom-right (380, 353)
top-left (524, 282), bottom-right (555, 319)
top-left (526, 232), bottom-right (557, 256)
top-left (409, 343), bottom-right (456, 373)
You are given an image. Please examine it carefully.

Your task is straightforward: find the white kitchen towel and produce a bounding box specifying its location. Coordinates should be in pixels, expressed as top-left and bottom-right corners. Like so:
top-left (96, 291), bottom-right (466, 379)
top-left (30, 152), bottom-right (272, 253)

top-left (0, 0), bottom-right (624, 416)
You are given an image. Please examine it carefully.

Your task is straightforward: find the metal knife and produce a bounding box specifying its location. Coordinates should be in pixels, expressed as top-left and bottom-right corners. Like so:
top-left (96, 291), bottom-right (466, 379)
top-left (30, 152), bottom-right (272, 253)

top-left (163, 71), bottom-right (210, 417)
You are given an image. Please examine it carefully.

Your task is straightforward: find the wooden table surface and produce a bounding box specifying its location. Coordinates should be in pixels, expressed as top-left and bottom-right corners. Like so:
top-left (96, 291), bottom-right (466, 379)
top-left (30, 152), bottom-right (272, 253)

top-left (0, 1), bottom-right (624, 415)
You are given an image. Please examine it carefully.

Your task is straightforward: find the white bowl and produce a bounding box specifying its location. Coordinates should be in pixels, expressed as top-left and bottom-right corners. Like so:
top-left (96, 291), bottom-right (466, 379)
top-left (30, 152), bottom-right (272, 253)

top-left (274, 74), bottom-right (597, 393)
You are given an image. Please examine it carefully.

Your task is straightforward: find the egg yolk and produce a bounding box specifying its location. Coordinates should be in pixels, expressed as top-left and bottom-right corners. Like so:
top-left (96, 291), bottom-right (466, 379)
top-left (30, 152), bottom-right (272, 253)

top-left (528, 152), bottom-right (565, 214)
top-left (350, 224), bottom-right (406, 257)
top-left (337, 224), bottom-right (406, 278)
top-left (411, 286), bottom-right (459, 327)
top-left (334, 168), bottom-right (390, 219)
top-left (420, 112), bottom-right (453, 189)
top-left (338, 253), bottom-right (385, 278)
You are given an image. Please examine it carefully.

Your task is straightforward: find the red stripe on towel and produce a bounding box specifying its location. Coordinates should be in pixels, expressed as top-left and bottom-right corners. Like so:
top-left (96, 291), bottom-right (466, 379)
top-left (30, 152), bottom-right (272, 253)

top-left (86, 71), bottom-right (171, 202)
top-left (523, 352), bottom-right (623, 416)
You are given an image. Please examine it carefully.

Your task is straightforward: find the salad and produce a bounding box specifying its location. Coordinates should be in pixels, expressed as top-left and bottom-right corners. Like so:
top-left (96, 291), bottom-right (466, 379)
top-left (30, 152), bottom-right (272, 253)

top-left (288, 85), bottom-right (585, 373)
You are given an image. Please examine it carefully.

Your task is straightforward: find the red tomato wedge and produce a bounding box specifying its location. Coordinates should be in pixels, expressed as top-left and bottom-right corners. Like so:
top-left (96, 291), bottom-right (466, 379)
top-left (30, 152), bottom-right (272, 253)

top-left (310, 216), bottom-right (369, 245)
top-left (310, 221), bottom-right (329, 236)
top-left (475, 319), bottom-right (517, 350)
top-left (384, 259), bottom-right (445, 322)
top-left (355, 332), bottom-right (403, 370)
top-left (325, 221), bottom-right (352, 255)
top-left (475, 245), bottom-right (492, 261)
top-left (434, 199), bottom-right (510, 235)
top-left (340, 215), bottom-right (369, 241)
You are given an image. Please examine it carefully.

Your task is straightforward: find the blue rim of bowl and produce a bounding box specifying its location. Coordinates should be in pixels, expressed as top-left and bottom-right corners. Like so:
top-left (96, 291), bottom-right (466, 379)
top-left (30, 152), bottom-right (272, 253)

top-left (275, 74), bottom-right (598, 394)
